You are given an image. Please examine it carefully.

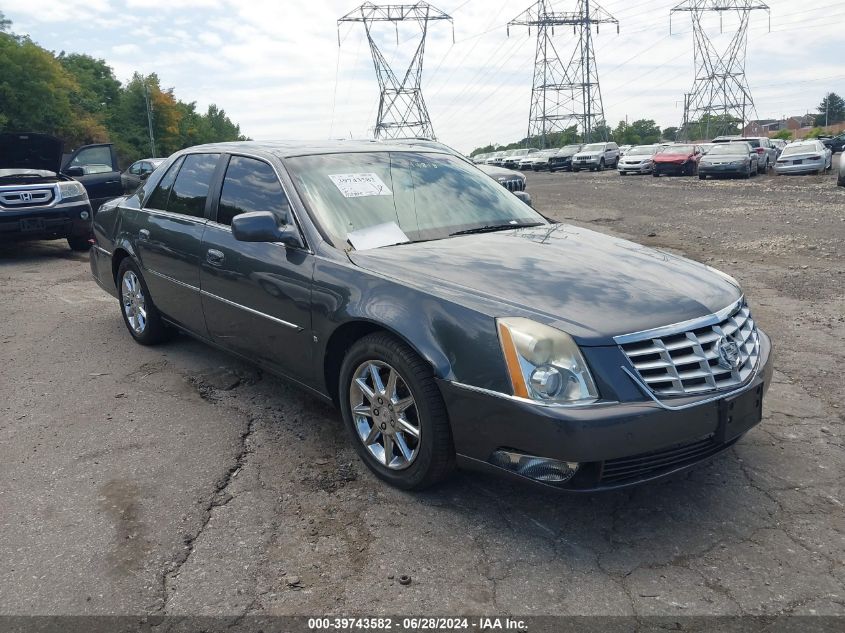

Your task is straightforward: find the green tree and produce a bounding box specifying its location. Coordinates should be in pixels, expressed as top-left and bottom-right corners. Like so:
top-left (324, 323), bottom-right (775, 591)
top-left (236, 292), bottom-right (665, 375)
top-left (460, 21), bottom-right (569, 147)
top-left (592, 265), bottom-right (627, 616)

top-left (0, 11), bottom-right (11, 33)
top-left (58, 53), bottom-right (121, 115)
top-left (772, 129), bottom-right (792, 140)
top-left (815, 92), bottom-right (845, 127)
top-left (662, 126), bottom-right (679, 141)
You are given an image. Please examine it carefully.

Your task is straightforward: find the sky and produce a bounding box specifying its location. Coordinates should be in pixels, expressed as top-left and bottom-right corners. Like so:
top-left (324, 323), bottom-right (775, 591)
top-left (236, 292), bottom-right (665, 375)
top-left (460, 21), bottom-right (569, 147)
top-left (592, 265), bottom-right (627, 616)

top-left (4, 0), bottom-right (844, 153)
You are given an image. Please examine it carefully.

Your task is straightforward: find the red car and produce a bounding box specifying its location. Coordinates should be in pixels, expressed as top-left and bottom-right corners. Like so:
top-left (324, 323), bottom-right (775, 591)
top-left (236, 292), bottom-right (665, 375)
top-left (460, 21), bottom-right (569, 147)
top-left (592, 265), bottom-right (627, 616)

top-left (652, 144), bottom-right (703, 177)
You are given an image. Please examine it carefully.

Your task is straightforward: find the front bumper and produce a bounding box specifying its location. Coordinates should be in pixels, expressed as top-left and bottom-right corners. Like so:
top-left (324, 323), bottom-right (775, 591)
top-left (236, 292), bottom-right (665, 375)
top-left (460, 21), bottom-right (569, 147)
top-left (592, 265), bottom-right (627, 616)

top-left (653, 162), bottom-right (691, 175)
top-left (699, 163), bottom-right (748, 177)
top-left (618, 162), bottom-right (652, 174)
top-left (440, 330), bottom-right (772, 491)
top-left (0, 202), bottom-right (93, 242)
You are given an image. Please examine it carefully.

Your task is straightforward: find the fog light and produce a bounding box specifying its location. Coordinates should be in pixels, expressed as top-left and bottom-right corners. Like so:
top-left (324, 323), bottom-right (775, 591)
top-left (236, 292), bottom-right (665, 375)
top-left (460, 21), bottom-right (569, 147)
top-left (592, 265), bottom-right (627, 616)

top-left (490, 449), bottom-right (579, 484)
top-left (80, 210), bottom-right (90, 220)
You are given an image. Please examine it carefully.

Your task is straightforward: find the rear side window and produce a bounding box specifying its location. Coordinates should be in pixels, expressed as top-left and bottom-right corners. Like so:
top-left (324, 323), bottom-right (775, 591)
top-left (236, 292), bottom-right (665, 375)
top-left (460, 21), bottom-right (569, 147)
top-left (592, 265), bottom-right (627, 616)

top-left (216, 156), bottom-right (291, 226)
top-left (166, 153), bottom-right (220, 218)
top-left (146, 156), bottom-right (184, 210)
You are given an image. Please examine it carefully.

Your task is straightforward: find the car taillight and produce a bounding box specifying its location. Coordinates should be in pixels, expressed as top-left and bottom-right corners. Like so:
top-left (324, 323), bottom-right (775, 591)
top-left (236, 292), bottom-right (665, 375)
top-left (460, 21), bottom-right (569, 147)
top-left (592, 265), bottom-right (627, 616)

top-left (807, 155), bottom-right (821, 160)
top-left (755, 147), bottom-right (765, 154)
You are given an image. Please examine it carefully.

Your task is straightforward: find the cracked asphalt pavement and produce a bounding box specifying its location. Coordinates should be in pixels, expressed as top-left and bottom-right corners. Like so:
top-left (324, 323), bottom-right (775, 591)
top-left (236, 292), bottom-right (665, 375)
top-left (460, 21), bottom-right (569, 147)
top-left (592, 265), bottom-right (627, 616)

top-left (0, 159), bottom-right (843, 621)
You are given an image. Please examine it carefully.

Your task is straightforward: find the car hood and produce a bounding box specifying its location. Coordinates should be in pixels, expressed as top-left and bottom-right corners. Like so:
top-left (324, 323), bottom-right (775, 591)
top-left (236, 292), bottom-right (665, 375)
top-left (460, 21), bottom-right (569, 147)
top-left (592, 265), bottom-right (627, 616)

top-left (349, 224), bottom-right (741, 344)
top-left (476, 164), bottom-right (525, 180)
top-left (0, 132), bottom-right (64, 173)
top-left (654, 152), bottom-right (692, 162)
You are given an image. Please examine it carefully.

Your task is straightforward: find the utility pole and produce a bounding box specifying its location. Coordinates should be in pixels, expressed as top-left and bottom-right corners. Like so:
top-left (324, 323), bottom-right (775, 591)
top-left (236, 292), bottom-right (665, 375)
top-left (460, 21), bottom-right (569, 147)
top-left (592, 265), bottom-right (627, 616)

top-left (338, 3), bottom-right (453, 140)
top-left (671, 0), bottom-right (769, 140)
top-left (508, 0), bottom-right (618, 148)
top-left (143, 80), bottom-right (157, 158)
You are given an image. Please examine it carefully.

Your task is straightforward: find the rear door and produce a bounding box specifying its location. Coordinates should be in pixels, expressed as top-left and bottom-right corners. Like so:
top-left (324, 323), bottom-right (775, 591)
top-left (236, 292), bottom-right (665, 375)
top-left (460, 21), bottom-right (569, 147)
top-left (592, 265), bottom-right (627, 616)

top-left (63, 144), bottom-right (122, 210)
top-left (135, 152), bottom-right (221, 335)
top-left (199, 154), bottom-right (314, 382)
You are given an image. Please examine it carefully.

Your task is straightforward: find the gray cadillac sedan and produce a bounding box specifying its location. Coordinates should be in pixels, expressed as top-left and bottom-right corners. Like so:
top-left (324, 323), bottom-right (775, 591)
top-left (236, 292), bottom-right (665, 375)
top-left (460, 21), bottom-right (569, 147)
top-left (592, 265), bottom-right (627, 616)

top-left (90, 141), bottom-right (772, 491)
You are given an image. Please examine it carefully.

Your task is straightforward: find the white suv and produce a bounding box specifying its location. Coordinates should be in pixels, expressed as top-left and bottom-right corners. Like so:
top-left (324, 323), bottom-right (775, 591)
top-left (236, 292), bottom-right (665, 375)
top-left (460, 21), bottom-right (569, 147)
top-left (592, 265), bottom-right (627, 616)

top-left (572, 142), bottom-right (620, 172)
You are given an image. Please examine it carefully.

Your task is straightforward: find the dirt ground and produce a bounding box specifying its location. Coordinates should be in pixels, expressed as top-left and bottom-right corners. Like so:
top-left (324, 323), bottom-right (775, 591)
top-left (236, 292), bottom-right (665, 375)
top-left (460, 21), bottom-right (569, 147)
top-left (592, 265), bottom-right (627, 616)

top-left (0, 158), bottom-right (843, 624)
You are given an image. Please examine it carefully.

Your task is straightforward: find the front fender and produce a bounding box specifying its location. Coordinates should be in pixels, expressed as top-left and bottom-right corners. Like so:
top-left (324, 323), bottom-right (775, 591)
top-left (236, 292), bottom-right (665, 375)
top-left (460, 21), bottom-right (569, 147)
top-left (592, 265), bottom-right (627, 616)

top-left (311, 256), bottom-right (512, 395)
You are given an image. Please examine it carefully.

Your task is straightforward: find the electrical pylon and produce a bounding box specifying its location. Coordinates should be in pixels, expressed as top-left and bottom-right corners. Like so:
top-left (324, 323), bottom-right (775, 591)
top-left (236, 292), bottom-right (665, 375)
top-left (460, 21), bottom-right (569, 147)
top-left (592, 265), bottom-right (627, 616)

top-left (508, 0), bottom-right (618, 148)
top-left (338, 3), bottom-right (453, 140)
top-left (671, 0), bottom-right (770, 140)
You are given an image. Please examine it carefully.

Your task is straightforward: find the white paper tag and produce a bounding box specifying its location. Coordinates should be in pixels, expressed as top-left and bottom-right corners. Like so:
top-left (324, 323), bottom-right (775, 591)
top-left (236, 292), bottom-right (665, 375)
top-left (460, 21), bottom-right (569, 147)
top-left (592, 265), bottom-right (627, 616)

top-left (328, 173), bottom-right (393, 198)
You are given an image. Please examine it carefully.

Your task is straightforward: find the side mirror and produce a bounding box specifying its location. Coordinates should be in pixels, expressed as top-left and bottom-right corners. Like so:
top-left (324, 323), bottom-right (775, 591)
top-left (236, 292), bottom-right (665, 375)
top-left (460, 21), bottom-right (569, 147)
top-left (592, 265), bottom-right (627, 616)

top-left (231, 211), bottom-right (303, 248)
top-left (139, 172), bottom-right (151, 181)
top-left (65, 166), bottom-right (84, 177)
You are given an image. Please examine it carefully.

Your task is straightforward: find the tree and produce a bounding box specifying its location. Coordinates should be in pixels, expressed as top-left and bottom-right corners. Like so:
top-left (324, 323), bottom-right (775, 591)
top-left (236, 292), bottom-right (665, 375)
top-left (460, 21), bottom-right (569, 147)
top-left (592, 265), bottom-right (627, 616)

top-left (815, 92), bottom-right (845, 127)
top-left (58, 53), bottom-right (121, 115)
top-left (0, 11), bottom-right (11, 33)
top-left (662, 126), bottom-right (679, 141)
top-left (772, 129), bottom-right (792, 140)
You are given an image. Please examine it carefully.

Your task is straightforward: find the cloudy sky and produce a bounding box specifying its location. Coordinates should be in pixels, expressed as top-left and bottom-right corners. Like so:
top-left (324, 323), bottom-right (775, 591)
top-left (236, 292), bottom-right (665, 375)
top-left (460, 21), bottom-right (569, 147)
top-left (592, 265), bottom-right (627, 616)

top-left (4, 0), bottom-right (844, 152)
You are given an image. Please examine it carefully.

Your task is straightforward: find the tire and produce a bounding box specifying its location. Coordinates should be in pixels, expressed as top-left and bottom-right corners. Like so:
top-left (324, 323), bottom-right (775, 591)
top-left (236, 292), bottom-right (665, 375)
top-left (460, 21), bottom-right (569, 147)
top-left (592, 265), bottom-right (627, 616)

top-left (339, 332), bottom-right (455, 490)
top-left (620, 171), bottom-right (627, 176)
top-left (744, 165), bottom-right (752, 179)
top-left (699, 174), bottom-right (706, 180)
top-left (597, 159), bottom-right (605, 172)
top-left (67, 237), bottom-right (91, 251)
top-left (652, 171), bottom-right (659, 177)
top-left (116, 258), bottom-right (170, 345)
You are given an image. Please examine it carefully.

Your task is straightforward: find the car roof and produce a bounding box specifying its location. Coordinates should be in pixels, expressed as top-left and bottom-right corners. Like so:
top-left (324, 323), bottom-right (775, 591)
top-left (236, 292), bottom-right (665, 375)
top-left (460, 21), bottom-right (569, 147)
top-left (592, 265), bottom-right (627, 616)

top-left (173, 139), bottom-right (453, 160)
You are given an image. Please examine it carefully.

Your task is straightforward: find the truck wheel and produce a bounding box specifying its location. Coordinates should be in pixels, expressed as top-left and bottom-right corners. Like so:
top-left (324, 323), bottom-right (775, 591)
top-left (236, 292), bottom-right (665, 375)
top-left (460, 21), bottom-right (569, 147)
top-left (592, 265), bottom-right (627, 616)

top-left (117, 258), bottom-right (170, 345)
top-left (339, 332), bottom-right (455, 490)
top-left (67, 237), bottom-right (91, 252)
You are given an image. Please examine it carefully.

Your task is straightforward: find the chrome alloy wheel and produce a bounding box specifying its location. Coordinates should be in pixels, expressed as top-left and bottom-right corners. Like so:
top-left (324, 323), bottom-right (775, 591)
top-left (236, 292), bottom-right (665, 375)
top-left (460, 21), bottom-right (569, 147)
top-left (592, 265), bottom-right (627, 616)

top-left (349, 360), bottom-right (420, 470)
top-left (121, 271), bottom-right (147, 335)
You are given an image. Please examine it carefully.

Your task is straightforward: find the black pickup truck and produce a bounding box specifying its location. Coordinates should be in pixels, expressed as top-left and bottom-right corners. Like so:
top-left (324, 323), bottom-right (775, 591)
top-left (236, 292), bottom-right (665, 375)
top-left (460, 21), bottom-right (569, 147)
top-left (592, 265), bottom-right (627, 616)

top-left (0, 132), bottom-right (123, 251)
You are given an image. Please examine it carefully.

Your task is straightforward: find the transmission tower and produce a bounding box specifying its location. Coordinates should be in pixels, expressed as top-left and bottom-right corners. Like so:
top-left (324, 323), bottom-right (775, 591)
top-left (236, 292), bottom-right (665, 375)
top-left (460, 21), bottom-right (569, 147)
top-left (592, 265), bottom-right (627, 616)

top-left (338, 3), bottom-right (453, 140)
top-left (671, 0), bottom-right (770, 140)
top-left (508, 0), bottom-right (618, 148)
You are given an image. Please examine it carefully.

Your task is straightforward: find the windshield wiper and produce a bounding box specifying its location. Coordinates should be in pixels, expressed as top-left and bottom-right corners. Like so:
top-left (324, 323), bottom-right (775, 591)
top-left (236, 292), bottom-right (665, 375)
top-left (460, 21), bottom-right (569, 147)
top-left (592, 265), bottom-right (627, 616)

top-left (449, 222), bottom-right (543, 237)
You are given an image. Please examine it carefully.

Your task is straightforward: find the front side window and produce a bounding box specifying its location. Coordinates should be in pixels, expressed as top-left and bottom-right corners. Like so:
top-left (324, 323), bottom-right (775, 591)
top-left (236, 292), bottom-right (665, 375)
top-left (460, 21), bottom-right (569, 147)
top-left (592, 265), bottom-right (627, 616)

top-left (146, 156), bottom-right (184, 211)
top-left (217, 156), bottom-right (291, 226)
top-left (287, 151), bottom-right (544, 249)
top-left (69, 145), bottom-right (113, 169)
top-left (129, 162), bottom-right (142, 175)
top-left (166, 153), bottom-right (220, 218)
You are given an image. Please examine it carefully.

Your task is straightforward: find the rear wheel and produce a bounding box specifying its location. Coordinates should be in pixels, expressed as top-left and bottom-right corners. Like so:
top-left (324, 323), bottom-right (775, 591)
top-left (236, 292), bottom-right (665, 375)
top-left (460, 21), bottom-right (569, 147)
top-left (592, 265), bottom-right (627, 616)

top-left (117, 258), bottom-right (170, 345)
top-left (652, 170), bottom-right (659, 177)
top-left (68, 237), bottom-right (91, 252)
top-left (339, 333), bottom-right (455, 490)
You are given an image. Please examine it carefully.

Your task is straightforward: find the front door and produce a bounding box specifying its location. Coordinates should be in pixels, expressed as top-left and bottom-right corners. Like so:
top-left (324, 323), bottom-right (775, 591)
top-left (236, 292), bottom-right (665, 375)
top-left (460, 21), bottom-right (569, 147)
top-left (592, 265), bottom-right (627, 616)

top-left (199, 155), bottom-right (314, 383)
top-left (135, 153), bottom-right (221, 336)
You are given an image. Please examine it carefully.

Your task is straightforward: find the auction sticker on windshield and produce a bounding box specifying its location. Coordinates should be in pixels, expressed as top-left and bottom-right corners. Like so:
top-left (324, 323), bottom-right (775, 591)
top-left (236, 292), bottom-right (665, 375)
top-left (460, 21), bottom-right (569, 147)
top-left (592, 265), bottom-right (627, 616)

top-left (328, 173), bottom-right (393, 198)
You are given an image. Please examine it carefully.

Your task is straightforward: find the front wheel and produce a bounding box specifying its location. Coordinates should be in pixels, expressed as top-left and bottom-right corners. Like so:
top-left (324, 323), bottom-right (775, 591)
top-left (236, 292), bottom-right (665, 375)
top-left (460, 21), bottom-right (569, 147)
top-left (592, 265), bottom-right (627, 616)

top-left (68, 237), bottom-right (91, 252)
top-left (339, 333), bottom-right (455, 490)
top-left (597, 159), bottom-right (605, 172)
top-left (652, 171), bottom-right (659, 177)
top-left (699, 174), bottom-right (706, 180)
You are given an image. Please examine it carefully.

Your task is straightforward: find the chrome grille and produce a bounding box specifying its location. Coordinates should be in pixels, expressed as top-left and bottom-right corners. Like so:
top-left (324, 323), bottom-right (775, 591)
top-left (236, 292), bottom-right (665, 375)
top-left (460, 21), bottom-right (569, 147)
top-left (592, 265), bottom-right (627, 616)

top-left (0, 188), bottom-right (54, 208)
top-left (619, 301), bottom-right (760, 397)
top-left (499, 179), bottom-right (525, 192)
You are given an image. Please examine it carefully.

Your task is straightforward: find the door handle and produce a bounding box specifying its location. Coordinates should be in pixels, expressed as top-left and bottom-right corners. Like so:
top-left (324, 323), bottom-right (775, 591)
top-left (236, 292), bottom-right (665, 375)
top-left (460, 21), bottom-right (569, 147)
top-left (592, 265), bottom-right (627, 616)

top-left (206, 249), bottom-right (225, 265)
top-left (139, 229), bottom-right (150, 239)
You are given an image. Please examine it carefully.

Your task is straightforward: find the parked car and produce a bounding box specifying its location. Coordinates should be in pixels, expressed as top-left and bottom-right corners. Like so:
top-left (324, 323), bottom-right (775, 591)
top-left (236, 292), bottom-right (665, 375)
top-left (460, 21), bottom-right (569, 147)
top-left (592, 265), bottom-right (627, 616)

top-left (518, 149), bottom-right (556, 171)
top-left (770, 139), bottom-right (787, 157)
top-left (547, 145), bottom-right (582, 172)
top-left (471, 153), bottom-right (489, 164)
top-left (490, 149), bottom-right (518, 166)
top-left (838, 153), bottom-right (845, 186)
top-left (90, 140), bottom-right (772, 491)
top-left (571, 142), bottom-right (620, 172)
top-left (0, 132), bottom-right (95, 251)
top-left (821, 133), bottom-right (845, 154)
top-left (652, 144), bottom-right (702, 177)
top-left (773, 140), bottom-right (833, 175)
top-left (502, 148), bottom-right (539, 169)
top-left (698, 142), bottom-right (758, 180)
top-left (618, 145), bottom-right (634, 156)
top-left (617, 145), bottom-right (659, 175)
top-left (484, 151), bottom-right (505, 165)
top-left (712, 136), bottom-right (776, 174)
top-left (121, 158), bottom-right (166, 194)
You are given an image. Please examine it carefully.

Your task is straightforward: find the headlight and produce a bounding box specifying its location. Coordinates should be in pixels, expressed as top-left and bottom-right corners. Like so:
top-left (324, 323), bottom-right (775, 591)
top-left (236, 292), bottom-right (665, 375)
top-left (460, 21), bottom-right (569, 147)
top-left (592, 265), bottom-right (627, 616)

top-left (497, 317), bottom-right (598, 405)
top-left (58, 181), bottom-right (88, 202)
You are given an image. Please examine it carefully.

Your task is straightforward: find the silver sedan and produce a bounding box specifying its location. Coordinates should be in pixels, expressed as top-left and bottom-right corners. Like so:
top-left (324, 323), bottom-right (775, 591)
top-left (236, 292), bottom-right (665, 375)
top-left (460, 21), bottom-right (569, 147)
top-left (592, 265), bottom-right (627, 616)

top-left (774, 140), bottom-right (833, 175)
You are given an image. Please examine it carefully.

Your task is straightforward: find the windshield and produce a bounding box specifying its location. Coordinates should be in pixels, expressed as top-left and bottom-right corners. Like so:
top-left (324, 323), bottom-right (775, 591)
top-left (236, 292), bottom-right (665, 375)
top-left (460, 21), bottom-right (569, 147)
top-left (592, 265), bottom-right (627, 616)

top-left (287, 151), bottom-right (545, 249)
top-left (558, 145), bottom-right (580, 156)
top-left (659, 145), bottom-right (694, 154)
top-left (581, 143), bottom-right (606, 152)
top-left (782, 144), bottom-right (818, 156)
top-left (626, 146), bottom-right (657, 156)
top-left (512, 149), bottom-right (529, 157)
top-left (709, 143), bottom-right (749, 155)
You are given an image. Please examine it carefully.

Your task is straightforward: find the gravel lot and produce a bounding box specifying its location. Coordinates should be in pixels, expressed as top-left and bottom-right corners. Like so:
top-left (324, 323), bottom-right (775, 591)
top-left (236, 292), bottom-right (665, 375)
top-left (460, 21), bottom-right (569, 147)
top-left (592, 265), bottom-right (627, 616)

top-left (1, 157), bottom-right (843, 623)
